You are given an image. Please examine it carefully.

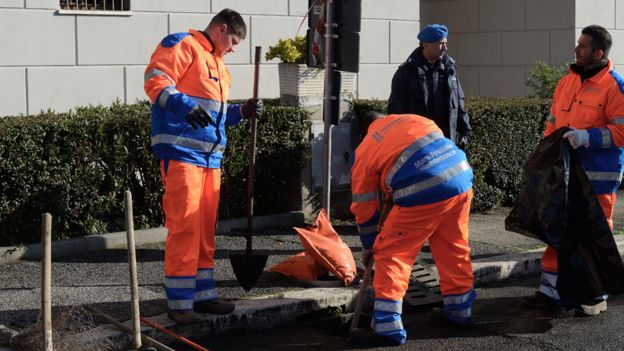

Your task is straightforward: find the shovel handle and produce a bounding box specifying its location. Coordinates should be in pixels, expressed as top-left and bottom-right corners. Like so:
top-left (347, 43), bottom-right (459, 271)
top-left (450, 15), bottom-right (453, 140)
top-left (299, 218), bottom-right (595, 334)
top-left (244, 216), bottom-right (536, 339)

top-left (246, 46), bottom-right (261, 255)
top-left (350, 258), bottom-right (374, 331)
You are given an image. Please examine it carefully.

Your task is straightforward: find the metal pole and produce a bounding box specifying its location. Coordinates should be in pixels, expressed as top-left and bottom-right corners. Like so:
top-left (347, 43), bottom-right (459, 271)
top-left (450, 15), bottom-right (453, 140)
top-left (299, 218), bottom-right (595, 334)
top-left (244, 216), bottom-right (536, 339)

top-left (41, 213), bottom-right (53, 351)
top-left (124, 191), bottom-right (142, 350)
top-left (322, 0), bottom-right (334, 218)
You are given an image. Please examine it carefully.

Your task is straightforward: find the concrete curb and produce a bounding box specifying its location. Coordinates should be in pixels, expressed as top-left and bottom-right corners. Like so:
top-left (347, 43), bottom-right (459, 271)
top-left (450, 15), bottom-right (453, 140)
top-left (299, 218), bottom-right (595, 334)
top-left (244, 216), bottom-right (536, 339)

top-left (0, 211), bottom-right (304, 265)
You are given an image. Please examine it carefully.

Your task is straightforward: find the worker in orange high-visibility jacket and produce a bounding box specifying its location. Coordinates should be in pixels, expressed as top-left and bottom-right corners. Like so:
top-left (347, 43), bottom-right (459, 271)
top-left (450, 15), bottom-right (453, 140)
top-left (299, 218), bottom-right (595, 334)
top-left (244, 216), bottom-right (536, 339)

top-left (349, 112), bottom-right (475, 347)
top-left (522, 25), bottom-right (624, 317)
top-left (143, 8), bottom-right (263, 325)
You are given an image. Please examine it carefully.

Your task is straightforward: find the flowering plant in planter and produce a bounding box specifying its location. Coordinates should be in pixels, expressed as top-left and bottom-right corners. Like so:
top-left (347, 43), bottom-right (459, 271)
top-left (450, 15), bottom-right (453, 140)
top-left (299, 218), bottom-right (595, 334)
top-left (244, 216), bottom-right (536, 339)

top-left (265, 36), bottom-right (307, 64)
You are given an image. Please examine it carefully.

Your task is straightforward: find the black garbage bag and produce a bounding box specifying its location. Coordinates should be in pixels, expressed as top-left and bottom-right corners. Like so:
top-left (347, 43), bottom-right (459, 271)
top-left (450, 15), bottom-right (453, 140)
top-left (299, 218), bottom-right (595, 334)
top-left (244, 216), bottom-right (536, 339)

top-left (505, 128), bottom-right (624, 308)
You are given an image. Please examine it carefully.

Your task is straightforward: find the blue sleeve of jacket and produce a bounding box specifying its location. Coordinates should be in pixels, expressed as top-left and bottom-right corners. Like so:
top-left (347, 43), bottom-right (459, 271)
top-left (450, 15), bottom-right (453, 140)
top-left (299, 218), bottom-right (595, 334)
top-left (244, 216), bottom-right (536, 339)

top-left (159, 87), bottom-right (197, 120)
top-left (226, 103), bottom-right (243, 126)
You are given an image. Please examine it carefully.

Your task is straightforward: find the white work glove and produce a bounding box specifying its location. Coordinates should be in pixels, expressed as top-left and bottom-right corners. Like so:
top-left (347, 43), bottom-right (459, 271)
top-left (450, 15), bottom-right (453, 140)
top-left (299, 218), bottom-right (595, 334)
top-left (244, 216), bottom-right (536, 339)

top-left (362, 248), bottom-right (373, 267)
top-left (563, 129), bottom-right (589, 149)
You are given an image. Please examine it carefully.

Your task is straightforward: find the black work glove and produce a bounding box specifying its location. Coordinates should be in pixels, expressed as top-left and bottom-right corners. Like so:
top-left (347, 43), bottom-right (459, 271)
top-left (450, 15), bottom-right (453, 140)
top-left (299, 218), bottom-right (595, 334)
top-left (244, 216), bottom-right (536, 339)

top-left (240, 98), bottom-right (264, 119)
top-left (186, 105), bottom-right (213, 130)
top-left (457, 135), bottom-right (469, 151)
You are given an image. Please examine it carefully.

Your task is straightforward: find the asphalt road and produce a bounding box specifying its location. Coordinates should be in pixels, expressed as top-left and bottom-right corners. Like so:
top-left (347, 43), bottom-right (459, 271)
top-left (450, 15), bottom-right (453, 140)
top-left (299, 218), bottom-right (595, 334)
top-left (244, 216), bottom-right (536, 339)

top-left (175, 274), bottom-right (624, 351)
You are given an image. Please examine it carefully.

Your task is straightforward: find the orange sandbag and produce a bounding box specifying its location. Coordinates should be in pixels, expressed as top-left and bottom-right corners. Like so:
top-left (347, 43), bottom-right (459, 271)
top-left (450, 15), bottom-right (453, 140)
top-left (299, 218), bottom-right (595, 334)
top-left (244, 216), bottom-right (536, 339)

top-left (269, 252), bottom-right (328, 281)
top-left (294, 209), bottom-right (357, 285)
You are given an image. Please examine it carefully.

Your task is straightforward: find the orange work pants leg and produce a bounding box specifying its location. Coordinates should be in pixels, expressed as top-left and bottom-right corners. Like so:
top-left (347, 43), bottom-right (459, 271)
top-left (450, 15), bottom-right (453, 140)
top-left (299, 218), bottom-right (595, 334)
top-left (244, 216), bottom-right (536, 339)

top-left (539, 192), bottom-right (615, 299)
top-left (372, 190), bottom-right (475, 342)
top-left (160, 160), bottom-right (221, 310)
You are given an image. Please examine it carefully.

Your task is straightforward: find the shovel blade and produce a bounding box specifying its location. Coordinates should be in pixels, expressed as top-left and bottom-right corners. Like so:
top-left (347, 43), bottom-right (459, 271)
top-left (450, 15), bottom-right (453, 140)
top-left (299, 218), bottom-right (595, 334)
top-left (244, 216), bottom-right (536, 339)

top-left (230, 254), bottom-right (269, 291)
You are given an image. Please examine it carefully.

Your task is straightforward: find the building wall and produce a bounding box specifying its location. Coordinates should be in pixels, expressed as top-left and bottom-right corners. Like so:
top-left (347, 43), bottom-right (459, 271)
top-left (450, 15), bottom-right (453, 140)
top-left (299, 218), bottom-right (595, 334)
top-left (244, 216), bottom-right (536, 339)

top-left (422, 0), bottom-right (624, 97)
top-left (0, 0), bottom-right (420, 117)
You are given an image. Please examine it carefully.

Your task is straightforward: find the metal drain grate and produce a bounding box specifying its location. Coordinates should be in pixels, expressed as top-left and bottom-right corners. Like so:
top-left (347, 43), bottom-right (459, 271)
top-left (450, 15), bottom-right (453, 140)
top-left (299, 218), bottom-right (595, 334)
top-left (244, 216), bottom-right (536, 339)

top-left (403, 258), bottom-right (442, 307)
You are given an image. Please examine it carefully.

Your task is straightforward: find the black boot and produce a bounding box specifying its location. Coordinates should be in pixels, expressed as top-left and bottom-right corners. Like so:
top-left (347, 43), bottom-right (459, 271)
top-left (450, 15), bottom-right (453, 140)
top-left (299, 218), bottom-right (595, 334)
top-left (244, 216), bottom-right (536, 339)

top-left (193, 299), bottom-right (235, 314)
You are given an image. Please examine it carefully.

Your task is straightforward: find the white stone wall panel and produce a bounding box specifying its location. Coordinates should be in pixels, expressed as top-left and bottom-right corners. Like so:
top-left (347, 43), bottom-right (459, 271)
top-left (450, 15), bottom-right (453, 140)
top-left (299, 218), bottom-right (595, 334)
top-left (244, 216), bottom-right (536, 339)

top-left (77, 13), bottom-right (167, 65)
top-left (526, 0), bottom-right (574, 29)
top-left (421, 0), bottom-right (479, 32)
top-left (0, 9), bottom-right (75, 66)
top-left (212, 0), bottom-right (288, 15)
top-left (289, 0), bottom-right (309, 16)
top-left (479, 66), bottom-right (527, 97)
top-left (502, 31), bottom-right (550, 65)
top-left (227, 64), bottom-right (280, 100)
top-left (457, 66), bottom-right (479, 97)
top-left (455, 33), bottom-right (502, 66)
top-left (251, 16), bottom-right (305, 64)
top-left (125, 66), bottom-right (148, 104)
top-left (479, 0), bottom-right (525, 31)
top-left (131, 0), bottom-right (211, 13)
top-left (357, 64), bottom-right (396, 99)
top-left (28, 66), bottom-right (125, 114)
top-left (360, 20), bottom-right (389, 64)
top-left (575, 0), bottom-right (615, 29)
top-left (25, 0), bottom-right (56, 9)
top-left (608, 30), bottom-right (624, 66)
top-left (0, 68), bottom-right (27, 117)
top-left (390, 21), bottom-right (420, 63)
top-left (362, 0), bottom-right (419, 21)
top-left (0, 1), bottom-right (24, 8)
top-left (617, 0), bottom-right (624, 29)
top-left (550, 29), bottom-right (575, 65)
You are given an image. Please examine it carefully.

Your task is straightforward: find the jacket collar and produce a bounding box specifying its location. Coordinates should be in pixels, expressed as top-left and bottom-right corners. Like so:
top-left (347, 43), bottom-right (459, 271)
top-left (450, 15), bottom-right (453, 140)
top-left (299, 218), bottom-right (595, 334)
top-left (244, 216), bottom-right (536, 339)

top-left (568, 59), bottom-right (612, 84)
top-left (406, 47), bottom-right (455, 73)
top-left (189, 29), bottom-right (215, 53)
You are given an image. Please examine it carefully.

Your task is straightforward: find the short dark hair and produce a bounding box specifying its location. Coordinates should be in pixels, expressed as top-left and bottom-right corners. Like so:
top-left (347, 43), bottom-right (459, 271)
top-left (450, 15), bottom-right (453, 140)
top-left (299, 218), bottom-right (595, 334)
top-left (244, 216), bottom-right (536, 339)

top-left (359, 111), bottom-right (385, 138)
top-left (582, 25), bottom-right (612, 58)
top-left (210, 8), bottom-right (247, 40)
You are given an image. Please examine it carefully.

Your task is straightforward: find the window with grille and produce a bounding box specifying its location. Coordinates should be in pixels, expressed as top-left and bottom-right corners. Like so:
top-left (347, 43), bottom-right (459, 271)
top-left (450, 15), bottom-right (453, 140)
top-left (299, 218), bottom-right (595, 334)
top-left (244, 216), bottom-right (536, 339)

top-left (59, 0), bottom-right (131, 13)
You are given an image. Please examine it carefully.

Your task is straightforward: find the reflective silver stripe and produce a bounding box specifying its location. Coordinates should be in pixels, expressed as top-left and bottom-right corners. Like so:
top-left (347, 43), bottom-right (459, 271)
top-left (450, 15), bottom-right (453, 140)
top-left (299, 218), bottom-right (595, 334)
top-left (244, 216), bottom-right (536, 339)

top-left (547, 113), bottom-right (556, 124)
top-left (152, 134), bottom-right (226, 153)
top-left (443, 289), bottom-right (474, 305)
top-left (145, 68), bottom-right (175, 85)
top-left (168, 299), bottom-right (194, 310)
top-left (609, 117), bottom-right (624, 125)
top-left (393, 161), bottom-right (471, 202)
top-left (165, 277), bottom-right (196, 289)
top-left (599, 128), bottom-right (612, 148)
top-left (374, 320), bottom-right (404, 334)
top-left (192, 98), bottom-right (224, 114)
top-left (158, 86), bottom-right (180, 108)
top-left (586, 171), bottom-right (623, 182)
top-left (446, 308), bottom-right (471, 319)
top-left (194, 288), bottom-right (218, 302)
top-left (538, 271), bottom-right (560, 300)
top-left (372, 131), bottom-right (384, 143)
top-left (197, 270), bottom-right (214, 280)
top-left (352, 191), bottom-right (378, 203)
top-left (374, 300), bottom-right (402, 314)
top-left (358, 224), bottom-right (378, 235)
top-left (385, 132), bottom-right (444, 191)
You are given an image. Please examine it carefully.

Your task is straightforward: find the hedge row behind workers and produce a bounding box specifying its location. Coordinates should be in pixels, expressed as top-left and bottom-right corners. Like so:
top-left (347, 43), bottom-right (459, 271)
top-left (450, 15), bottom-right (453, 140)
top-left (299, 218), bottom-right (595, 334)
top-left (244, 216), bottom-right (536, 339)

top-left (388, 24), bottom-right (472, 150)
top-left (144, 9), bottom-right (263, 325)
top-left (522, 25), bottom-right (624, 316)
top-left (349, 112), bottom-right (475, 346)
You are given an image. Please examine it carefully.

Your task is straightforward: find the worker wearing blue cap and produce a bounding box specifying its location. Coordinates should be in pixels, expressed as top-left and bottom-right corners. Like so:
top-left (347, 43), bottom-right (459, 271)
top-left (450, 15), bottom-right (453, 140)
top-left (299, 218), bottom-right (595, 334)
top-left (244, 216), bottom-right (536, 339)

top-left (388, 24), bottom-right (472, 151)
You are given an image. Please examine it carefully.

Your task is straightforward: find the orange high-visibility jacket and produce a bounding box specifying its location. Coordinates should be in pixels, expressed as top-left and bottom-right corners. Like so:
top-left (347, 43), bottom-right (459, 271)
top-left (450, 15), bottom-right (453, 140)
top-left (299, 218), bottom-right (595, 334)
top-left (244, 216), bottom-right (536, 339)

top-left (545, 60), bottom-right (624, 194)
top-left (144, 29), bottom-right (243, 168)
top-left (350, 114), bottom-right (473, 248)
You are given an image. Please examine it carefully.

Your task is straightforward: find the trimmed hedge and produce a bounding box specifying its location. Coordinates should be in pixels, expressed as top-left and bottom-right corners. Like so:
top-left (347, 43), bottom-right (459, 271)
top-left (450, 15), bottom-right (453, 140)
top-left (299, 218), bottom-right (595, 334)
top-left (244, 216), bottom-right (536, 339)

top-left (0, 100), bottom-right (310, 246)
top-left (351, 97), bottom-right (551, 212)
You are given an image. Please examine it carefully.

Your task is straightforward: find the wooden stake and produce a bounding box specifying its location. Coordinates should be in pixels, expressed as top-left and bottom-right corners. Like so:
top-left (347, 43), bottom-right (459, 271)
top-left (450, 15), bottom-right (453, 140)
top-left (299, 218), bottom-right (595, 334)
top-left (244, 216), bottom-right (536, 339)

top-left (41, 213), bottom-right (53, 351)
top-left (124, 190), bottom-right (142, 350)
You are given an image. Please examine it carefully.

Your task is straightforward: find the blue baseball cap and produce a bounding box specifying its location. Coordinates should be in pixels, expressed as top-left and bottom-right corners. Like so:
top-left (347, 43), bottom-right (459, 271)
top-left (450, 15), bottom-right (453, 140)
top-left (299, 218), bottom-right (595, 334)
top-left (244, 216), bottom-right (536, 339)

top-left (417, 24), bottom-right (448, 42)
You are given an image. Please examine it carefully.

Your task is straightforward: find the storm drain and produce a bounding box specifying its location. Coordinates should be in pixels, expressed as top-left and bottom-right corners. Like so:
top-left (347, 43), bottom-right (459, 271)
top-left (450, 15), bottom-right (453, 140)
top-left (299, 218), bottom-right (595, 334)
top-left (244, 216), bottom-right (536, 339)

top-left (404, 258), bottom-right (442, 308)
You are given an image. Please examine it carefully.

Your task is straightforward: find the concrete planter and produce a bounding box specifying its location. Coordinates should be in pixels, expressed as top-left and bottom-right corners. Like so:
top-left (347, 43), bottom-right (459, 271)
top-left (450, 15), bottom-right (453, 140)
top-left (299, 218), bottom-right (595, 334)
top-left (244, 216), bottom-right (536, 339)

top-left (278, 63), bottom-right (356, 108)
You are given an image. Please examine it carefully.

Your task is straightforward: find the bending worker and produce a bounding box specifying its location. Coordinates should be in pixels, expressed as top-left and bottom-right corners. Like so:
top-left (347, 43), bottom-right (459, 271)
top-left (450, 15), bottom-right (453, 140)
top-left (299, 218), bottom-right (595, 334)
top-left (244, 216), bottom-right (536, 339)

top-left (350, 112), bottom-right (475, 346)
top-left (522, 25), bottom-right (624, 316)
top-left (144, 9), bottom-right (263, 324)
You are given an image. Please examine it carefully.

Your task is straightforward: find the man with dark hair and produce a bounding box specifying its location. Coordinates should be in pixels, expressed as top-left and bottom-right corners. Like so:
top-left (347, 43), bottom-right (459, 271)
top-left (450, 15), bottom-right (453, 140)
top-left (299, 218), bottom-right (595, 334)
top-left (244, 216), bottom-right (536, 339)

top-left (388, 24), bottom-right (472, 150)
top-left (522, 24), bottom-right (624, 316)
top-left (349, 112), bottom-right (475, 346)
top-left (144, 8), bottom-right (263, 324)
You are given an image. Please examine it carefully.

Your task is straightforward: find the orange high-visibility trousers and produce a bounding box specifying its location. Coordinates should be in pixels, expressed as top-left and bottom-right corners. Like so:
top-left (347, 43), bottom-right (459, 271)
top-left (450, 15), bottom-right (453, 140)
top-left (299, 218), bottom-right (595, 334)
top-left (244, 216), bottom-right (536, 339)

top-left (373, 190), bottom-right (474, 301)
top-left (541, 192), bottom-right (616, 273)
top-left (160, 160), bottom-right (220, 277)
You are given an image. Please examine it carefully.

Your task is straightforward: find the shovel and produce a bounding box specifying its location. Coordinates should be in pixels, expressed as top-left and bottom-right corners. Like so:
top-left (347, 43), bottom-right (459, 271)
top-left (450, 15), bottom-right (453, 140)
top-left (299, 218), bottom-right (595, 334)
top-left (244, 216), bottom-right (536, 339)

top-left (229, 46), bottom-right (268, 291)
